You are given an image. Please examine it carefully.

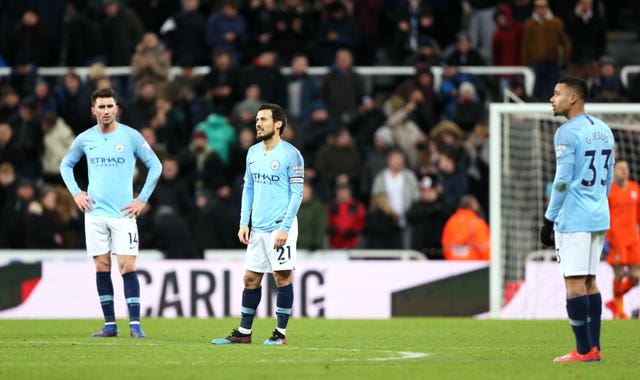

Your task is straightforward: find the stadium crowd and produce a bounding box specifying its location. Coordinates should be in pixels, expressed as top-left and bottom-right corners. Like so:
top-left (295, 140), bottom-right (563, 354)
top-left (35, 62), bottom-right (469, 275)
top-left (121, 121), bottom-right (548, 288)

top-left (0, 0), bottom-right (637, 259)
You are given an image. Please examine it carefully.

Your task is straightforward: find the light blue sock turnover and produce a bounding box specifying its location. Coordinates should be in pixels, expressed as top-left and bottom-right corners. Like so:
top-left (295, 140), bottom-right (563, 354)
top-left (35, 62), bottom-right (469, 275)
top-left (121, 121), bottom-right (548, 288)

top-left (240, 287), bottom-right (262, 331)
top-left (122, 272), bottom-right (141, 323)
top-left (96, 272), bottom-right (115, 324)
top-left (276, 283), bottom-right (293, 333)
top-left (566, 295), bottom-right (591, 354)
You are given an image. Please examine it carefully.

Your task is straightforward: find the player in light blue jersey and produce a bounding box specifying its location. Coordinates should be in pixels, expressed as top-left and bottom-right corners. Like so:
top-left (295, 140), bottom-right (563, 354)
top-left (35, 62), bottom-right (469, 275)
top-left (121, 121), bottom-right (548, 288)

top-left (541, 77), bottom-right (614, 362)
top-left (60, 88), bottom-right (162, 338)
top-left (212, 103), bottom-right (304, 346)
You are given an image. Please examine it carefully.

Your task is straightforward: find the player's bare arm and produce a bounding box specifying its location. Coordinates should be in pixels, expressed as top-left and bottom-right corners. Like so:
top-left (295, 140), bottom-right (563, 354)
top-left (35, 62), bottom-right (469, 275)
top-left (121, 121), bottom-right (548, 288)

top-left (73, 191), bottom-right (94, 212)
top-left (238, 226), bottom-right (250, 245)
top-left (273, 230), bottom-right (288, 249)
top-left (121, 198), bottom-right (146, 218)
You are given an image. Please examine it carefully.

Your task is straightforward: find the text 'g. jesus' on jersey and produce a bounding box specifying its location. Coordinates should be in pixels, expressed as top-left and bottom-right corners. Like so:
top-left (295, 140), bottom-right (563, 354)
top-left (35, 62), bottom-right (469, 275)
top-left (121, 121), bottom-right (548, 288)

top-left (545, 113), bottom-right (615, 233)
top-left (60, 123), bottom-right (162, 218)
top-left (240, 140), bottom-right (304, 233)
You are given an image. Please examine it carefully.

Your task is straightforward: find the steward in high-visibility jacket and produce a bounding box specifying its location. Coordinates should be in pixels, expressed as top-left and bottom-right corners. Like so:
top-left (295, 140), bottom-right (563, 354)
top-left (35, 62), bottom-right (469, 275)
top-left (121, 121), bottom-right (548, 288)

top-left (441, 195), bottom-right (490, 261)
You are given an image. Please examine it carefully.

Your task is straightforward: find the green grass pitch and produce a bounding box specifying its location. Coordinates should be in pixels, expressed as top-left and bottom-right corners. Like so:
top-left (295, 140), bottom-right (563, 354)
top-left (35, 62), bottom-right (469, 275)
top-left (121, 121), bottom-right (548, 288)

top-left (0, 318), bottom-right (638, 380)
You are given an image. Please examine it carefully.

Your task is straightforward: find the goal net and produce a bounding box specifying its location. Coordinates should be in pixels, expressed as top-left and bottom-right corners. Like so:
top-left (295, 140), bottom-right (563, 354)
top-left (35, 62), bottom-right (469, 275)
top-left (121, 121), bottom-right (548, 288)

top-left (488, 103), bottom-right (640, 318)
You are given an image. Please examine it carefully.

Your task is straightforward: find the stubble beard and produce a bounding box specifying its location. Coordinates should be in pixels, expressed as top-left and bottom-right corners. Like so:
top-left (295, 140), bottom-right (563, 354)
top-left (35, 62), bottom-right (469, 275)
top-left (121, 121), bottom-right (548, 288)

top-left (258, 129), bottom-right (275, 141)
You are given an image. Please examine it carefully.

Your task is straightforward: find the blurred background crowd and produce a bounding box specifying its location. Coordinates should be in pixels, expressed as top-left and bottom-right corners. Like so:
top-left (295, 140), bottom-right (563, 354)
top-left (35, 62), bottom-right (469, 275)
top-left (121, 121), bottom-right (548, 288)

top-left (0, 0), bottom-right (639, 259)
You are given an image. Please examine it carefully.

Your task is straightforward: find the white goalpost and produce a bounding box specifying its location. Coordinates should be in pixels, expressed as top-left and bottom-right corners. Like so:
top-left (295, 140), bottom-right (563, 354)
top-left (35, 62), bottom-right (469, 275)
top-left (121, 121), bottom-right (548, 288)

top-left (489, 102), bottom-right (640, 318)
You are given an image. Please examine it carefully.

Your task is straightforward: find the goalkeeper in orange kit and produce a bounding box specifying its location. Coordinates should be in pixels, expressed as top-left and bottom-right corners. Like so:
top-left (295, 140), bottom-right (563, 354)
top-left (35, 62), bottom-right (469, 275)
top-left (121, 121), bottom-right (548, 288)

top-left (605, 159), bottom-right (640, 319)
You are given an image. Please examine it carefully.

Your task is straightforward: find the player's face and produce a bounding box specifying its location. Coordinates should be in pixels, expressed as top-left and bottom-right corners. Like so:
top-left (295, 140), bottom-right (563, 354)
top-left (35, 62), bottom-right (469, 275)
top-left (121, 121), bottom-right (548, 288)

top-left (92, 97), bottom-right (118, 129)
top-left (550, 83), bottom-right (573, 117)
top-left (255, 109), bottom-right (280, 141)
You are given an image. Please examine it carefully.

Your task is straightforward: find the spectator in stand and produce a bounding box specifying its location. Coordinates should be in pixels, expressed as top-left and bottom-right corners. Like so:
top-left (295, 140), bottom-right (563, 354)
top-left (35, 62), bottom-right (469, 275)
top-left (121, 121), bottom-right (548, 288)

top-left (589, 55), bottom-right (628, 102)
top-left (231, 84), bottom-right (264, 130)
top-left (178, 130), bottom-right (228, 195)
top-left (392, 0), bottom-right (435, 65)
top-left (60, 1), bottom-right (104, 67)
top-left (240, 48), bottom-right (286, 106)
top-left (295, 101), bottom-right (339, 170)
top-left (297, 182), bottom-right (327, 251)
top-left (371, 148), bottom-right (420, 248)
top-left (0, 86), bottom-right (21, 122)
top-left (360, 127), bottom-right (394, 204)
top-left (189, 187), bottom-right (241, 253)
top-left (130, 32), bottom-right (171, 91)
top-left (364, 192), bottom-right (402, 249)
top-left (381, 95), bottom-right (426, 171)
top-left (521, 0), bottom-right (571, 100)
top-left (315, 0), bottom-right (359, 66)
top-left (492, 4), bottom-right (523, 94)
top-left (193, 112), bottom-right (237, 166)
top-left (424, 0), bottom-right (463, 49)
top-left (452, 81), bottom-right (485, 134)
top-left (271, 0), bottom-right (315, 64)
top-left (10, 9), bottom-right (54, 67)
top-left (393, 63), bottom-right (437, 135)
top-left (407, 175), bottom-right (456, 259)
top-left (100, 0), bottom-right (144, 67)
top-left (439, 60), bottom-right (474, 121)
top-left (152, 205), bottom-right (200, 259)
top-left (465, 123), bottom-right (490, 215)
top-left (465, 1), bottom-right (499, 64)
top-left (509, 0), bottom-right (534, 23)
top-left (351, 0), bottom-right (384, 65)
top-left (40, 112), bottom-right (75, 185)
top-left (244, 0), bottom-right (280, 57)
top-left (55, 71), bottom-right (92, 137)
top-left (227, 127), bottom-right (257, 184)
top-left (566, 0), bottom-right (606, 82)
top-left (0, 177), bottom-right (36, 248)
top-left (151, 156), bottom-right (192, 219)
top-left (27, 78), bottom-right (58, 119)
top-left (442, 194), bottom-right (490, 260)
top-left (446, 32), bottom-right (486, 67)
top-left (121, 80), bottom-right (159, 131)
top-left (202, 49), bottom-right (240, 117)
top-left (285, 53), bottom-right (319, 127)
top-left (164, 55), bottom-right (205, 103)
top-left (0, 122), bottom-right (21, 172)
top-left (10, 99), bottom-right (43, 180)
top-left (348, 95), bottom-right (387, 154)
top-left (403, 35), bottom-right (442, 66)
top-left (436, 146), bottom-right (469, 206)
top-left (315, 128), bottom-right (363, 200)
top-left (24, 185), bottom-right (64, 249)
top-left (150, 94), bottom-right (191, 156)
top-left (321, 48), bottom-right (365, 125)
top-left (53, 184), bottom-right (82, 249)
top-left (8, 51), bottom-right (38, 98)
top-left (204, 0), bottom-right (248, 64)
top-left (0, 162), bottom-right (18, 246)
top-left (160, 0), bottom-right (208, 66)
top-left (326, 177), bottom-right (366, 249)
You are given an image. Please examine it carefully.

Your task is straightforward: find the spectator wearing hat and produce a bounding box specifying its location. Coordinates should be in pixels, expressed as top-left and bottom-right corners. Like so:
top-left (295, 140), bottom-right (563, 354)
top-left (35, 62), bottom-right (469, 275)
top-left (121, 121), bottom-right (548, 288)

top-left (407, 175), bottom-right (456, 259)
top-left (590, 55), bottom-right (628, 102)
top-left (452, 81), bottom-right (485, 134)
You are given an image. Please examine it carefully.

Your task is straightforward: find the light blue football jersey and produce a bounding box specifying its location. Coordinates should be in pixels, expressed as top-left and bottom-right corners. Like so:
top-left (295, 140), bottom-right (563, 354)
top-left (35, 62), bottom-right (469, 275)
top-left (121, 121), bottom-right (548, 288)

top-left (545, 113), bottom-right (615, 232)
top-left (60, 123), bottom-right (162, 218)
top-left (240, 140), bottom-right (304, 232)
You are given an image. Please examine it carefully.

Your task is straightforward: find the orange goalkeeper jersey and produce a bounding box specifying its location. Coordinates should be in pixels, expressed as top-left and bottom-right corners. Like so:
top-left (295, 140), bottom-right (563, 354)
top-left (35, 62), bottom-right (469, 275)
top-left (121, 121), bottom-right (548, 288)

top-left (607, 180), bottom-right (640, 247)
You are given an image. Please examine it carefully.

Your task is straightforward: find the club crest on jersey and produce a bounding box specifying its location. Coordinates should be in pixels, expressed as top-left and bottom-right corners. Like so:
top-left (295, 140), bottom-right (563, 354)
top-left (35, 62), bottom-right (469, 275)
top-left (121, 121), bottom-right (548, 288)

top-left (114, 143), bottom-right (125, 153)
top-left (270, 160), bottom-right (280, 170)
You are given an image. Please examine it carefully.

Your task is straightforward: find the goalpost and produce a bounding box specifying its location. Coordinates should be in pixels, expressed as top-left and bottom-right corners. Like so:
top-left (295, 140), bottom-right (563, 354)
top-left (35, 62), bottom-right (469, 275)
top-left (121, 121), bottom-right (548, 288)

top-left (488, 103), bottom-right (640, 318)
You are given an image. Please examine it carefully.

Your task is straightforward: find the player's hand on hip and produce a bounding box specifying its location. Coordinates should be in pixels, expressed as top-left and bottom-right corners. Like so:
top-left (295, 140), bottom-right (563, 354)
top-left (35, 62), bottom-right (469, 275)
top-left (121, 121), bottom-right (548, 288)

top-left (121, 198), bottom-right (146, 218)
top-left (539, 217), bottom-right (555, 247)
top-left (273, 230), bottom-right (288, 249)
top-left (73, 191), bottom-right (94, 212)
top-left (238, 226), bottom-right (250, 245)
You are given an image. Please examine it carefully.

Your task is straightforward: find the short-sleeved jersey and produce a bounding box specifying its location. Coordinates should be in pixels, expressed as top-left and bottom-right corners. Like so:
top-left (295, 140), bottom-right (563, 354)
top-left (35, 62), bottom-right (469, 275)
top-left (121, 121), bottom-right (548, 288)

top-left (607, 179), bottom-right (640, 247)
top-left (60, 123), bottom-right (162, 218)
top-left (545, 113), bottom-right (615, 232)
top-left (240, 140), bottom-right (304, 233)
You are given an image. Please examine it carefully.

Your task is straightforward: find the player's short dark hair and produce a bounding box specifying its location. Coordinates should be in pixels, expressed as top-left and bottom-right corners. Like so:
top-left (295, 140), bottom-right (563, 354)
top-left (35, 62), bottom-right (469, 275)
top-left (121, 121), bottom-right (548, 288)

top-left (258, 103), bottom-right (288, 134)
top-left (91, 87), bottom-right (117, 106)
top-left (558, 77), bottom-right (589, 100)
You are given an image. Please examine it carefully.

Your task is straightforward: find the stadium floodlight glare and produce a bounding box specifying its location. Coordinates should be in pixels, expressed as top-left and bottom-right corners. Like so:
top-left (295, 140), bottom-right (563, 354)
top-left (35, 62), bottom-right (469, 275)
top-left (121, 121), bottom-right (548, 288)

top-left (489, 102), bottom-right (640, 318)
